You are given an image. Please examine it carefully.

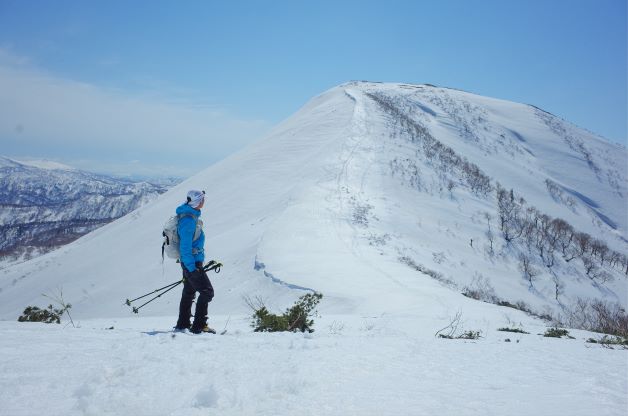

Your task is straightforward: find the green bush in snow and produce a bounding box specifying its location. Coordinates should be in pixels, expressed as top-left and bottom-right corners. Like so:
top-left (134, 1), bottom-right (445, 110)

top-left (18, 304), bottom-right (69, 324)
top-left (543, 327), bottom-right (573, 338)
top-left (497, 327), bottom-right (530, 334)
top-left (248, 293), bottom-right (323, 333)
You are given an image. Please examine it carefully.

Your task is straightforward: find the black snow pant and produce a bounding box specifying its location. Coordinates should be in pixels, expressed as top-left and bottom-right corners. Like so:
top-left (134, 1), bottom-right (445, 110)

top-left (176, 262), bottom-right (214, 330)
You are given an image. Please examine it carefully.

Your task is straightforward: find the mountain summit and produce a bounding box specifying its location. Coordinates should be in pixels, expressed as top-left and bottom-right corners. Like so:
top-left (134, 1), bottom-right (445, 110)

top-left (0, 82), bottom-right (626, 322)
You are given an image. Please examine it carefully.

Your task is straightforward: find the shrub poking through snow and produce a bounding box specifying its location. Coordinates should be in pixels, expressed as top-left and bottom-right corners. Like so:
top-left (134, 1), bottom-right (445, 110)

top-left (462, 274), bottom-right (498, 303)
top-left (497, 327), bottom-right (530, 334)
top-left (459, 330), bottom-right (481, 340)
top-left (438, 330), bottom-right (481, 340)
top-left (247, 293), bottom-right (323, 333)
top-left (544, 327), bottom-right (573, 339)
top-left (586, 336), bottom-right (628, 349)
top-left (435, 311), bottom-right (482, 340)
top-left (17, 288), bottom-right (75, 326)
top-left (18, 304), bottom-right (69, 324)
top-left (399, 256), bottom-right (458, 289)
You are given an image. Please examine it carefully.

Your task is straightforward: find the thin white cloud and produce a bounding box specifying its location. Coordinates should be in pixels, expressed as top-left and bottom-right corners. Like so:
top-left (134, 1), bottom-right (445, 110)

top-left (0, 48), bottom-right (271, 178)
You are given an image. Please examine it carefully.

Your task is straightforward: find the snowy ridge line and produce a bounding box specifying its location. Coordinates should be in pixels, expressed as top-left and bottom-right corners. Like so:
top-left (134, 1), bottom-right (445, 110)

top-left (254, 257), bottom-right (315, 292)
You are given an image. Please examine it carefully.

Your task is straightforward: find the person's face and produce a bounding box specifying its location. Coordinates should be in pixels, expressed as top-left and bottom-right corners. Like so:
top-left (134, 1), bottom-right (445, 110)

top-left (197, 199), bottom-right (205, 209)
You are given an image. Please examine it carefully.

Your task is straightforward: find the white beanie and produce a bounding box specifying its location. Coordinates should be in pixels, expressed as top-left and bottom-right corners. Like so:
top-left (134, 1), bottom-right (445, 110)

top-left (186, 190), bottom-right (205, 208)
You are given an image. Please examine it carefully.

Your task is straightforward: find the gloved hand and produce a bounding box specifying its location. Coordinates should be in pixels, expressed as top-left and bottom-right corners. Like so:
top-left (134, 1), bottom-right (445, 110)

top-left (184, 266), bottom-right (204, 285)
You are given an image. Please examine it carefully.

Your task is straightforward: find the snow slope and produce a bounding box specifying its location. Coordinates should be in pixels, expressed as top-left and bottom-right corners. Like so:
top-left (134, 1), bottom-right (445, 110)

top-left (0, 82), bottom-right (626, 414)
top-left (1, 82), bottom-right (624, 320)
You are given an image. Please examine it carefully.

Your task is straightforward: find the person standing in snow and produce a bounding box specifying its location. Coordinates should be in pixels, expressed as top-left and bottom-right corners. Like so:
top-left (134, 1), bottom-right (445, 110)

top-left (174, 190), bottom-right (216, 334)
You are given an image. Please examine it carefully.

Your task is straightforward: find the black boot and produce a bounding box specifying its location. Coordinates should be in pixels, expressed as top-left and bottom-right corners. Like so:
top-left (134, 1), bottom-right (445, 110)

top-left (190, 324), bottom-right (216, 334)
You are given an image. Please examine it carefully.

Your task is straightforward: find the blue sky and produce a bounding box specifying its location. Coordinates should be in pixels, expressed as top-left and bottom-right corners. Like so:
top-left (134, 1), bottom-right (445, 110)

top-left (0, 0), bottom-right (626, 178)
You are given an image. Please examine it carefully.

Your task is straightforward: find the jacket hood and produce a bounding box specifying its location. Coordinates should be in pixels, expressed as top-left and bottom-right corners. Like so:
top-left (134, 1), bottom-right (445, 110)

top-left (176, 203), bottom-right (201, 217)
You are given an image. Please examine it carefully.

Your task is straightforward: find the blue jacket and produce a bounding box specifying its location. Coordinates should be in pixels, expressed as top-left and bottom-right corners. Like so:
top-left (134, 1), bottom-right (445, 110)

top-left (176, 203), bottom-right (205, 272)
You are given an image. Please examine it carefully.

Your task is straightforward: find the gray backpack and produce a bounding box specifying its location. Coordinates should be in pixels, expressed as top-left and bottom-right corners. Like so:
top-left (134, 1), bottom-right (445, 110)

top-left (162, 214), bottom-right (203, 261)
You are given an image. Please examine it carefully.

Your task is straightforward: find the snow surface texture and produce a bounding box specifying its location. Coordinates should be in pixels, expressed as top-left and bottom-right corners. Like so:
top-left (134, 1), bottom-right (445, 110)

top-left (1, 316), bottom-right (626, 416)
top-left (1, 82), bottom-right (627, 414)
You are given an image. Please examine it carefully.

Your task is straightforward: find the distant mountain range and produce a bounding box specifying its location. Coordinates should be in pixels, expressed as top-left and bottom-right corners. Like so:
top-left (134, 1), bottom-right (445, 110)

top-left (0, 156), bottom-right (178, 264)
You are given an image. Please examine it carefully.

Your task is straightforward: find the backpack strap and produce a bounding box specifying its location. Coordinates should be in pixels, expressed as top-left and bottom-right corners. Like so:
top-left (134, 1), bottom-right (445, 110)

top-left (177, 213), bottom-right (198, 236)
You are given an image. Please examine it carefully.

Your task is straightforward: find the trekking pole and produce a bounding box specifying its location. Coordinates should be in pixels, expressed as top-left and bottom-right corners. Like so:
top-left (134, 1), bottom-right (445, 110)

top-left (125, 260), bottom-right (222, 314)
top-left (203, 260), bottom-right (223, 273)
top-left (128, 280), bottom-right (183, 314)
top-left (125, 280), bottom-right (183, 307)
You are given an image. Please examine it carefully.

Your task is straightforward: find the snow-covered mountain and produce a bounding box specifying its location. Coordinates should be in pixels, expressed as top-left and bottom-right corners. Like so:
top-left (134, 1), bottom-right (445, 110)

top-left (1, 82), bottom-right (627, 416)
top-left (0, 156), bottom-right (173, 264)
top-left (0, 82), bottom-right (626, 323)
